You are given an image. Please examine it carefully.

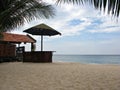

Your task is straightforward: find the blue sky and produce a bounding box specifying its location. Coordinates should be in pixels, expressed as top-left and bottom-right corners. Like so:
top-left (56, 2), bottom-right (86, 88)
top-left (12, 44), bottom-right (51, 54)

top-left (12, 1), bottom-right (120, 55)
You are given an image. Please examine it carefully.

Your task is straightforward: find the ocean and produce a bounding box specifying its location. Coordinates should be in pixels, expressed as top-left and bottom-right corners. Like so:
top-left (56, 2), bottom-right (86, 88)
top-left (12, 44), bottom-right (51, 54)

top-left (53, 55), bottom-right (120, 64)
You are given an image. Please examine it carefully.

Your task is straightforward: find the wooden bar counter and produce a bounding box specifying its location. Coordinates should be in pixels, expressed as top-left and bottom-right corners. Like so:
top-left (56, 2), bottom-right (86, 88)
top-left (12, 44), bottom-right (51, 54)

top-left (23, 51), bottom-right (53, 62)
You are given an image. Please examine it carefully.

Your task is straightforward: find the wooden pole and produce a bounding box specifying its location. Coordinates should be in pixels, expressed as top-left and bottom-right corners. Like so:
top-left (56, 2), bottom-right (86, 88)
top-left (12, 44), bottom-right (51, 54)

top-left (31, 43), bottom-right (33, 51)
top-left (41, 35), bottom-right (43, 51)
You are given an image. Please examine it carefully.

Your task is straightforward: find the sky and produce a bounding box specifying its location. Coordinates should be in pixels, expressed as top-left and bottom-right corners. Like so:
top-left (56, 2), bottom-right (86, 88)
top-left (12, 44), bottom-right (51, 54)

top-left (11, 0), bottom-right (120, 55)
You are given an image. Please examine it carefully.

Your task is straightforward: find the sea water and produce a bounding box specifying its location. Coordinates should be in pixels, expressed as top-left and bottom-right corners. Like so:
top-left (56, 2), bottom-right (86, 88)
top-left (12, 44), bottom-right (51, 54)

top-left (53, 55), bottom-right (120, 64)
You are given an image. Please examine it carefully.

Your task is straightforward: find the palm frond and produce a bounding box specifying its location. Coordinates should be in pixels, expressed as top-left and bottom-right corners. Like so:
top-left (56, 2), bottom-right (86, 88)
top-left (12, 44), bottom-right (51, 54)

top-left (0, 0), bottom-right (55, 32)
top-left (55, 0), bottom-right (120, 17)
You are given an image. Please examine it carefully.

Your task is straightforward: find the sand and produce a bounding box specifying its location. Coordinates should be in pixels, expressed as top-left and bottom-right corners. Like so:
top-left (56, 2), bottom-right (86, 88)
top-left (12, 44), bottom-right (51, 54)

top-left (0, 62), bottom-right (120, 90)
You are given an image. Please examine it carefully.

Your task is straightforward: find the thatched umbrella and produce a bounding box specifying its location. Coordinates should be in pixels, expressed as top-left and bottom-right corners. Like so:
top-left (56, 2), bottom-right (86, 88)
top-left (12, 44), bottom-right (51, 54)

top-left (23, 23), bottom-right (61, 51)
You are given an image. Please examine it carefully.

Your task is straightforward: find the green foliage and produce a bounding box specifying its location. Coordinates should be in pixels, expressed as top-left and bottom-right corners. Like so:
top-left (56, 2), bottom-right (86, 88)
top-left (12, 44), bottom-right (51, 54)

top-left (0, 0), bottom-right (55, 32)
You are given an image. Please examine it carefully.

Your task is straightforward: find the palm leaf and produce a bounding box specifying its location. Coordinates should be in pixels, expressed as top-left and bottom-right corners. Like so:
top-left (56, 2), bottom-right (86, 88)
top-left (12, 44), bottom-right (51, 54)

top-left (0, 0), bottom-right (55, 32)
top-left (56, 0), bottom-right (120, 17)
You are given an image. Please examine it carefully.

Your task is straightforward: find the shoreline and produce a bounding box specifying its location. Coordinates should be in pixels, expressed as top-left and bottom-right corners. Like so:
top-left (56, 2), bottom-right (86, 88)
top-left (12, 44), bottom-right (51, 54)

top-left (0, 62), bottom-right (120, 90)
top-left (53, 61), bottom-right (120, 66)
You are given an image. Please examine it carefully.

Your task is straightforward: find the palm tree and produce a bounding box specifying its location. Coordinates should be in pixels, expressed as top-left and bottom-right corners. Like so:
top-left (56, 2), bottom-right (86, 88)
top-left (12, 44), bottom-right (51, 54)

top-left (0, 0), bottom-right (55, 32)
top-left (56, 0), bottom-right (120, 17)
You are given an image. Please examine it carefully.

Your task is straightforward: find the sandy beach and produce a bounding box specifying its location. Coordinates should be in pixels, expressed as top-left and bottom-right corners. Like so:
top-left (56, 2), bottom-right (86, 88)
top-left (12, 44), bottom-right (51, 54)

top-left (0, 62), bottom-right (120, 90)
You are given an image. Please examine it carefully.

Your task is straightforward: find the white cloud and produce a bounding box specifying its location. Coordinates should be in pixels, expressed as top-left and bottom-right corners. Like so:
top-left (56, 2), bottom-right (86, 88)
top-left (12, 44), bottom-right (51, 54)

top-left (12, 0), bottom-right (120, 35)
top-left (88, 14), bottom-right (120, 33)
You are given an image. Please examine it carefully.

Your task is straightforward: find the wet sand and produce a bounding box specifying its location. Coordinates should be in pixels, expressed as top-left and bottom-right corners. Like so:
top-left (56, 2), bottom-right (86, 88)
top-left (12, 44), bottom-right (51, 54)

top-left (0, 62), bottom-right (120, 90)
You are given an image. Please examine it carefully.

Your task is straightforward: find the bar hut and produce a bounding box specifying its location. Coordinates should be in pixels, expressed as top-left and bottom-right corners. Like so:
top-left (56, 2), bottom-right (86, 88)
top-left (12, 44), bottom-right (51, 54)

top-left (23, 23), bottom-right (61, 63)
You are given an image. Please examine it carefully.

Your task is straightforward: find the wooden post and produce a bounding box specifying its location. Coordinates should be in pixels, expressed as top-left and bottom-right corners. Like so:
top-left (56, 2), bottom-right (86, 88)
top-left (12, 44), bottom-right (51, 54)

top-left (31, 43), bottom-right (33, 51)
top-left (41, 35), bottom-right (43, 51)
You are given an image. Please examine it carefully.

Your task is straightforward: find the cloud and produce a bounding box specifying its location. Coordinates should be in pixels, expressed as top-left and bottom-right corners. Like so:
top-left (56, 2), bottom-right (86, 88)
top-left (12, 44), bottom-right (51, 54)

top-left (12, 0), bottom-right (120, 35)
top-left (12, 1), bottom-right (120, 36)
top-left (87, 14), bottom-right (120, 33)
